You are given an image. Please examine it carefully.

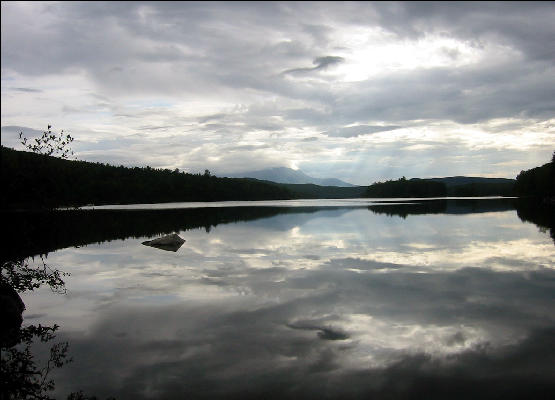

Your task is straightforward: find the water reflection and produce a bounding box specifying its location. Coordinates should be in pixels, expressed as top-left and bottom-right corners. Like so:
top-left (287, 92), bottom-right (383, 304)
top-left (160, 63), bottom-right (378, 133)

top-left (367, 197), bottom-right (516, 217)
top-left (1, 258), bottom-right (72, 399)
top-left (514, 198), bottom-right (555, 243)
top-left (5, 199), bottom-right (555, 399)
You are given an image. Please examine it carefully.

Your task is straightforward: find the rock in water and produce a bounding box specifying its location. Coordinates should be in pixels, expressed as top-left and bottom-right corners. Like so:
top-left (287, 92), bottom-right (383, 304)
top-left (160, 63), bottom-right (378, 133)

top-left (142, 233), bottom-right (185, 252)
top-left (0, 281), bottom-right (25, 348)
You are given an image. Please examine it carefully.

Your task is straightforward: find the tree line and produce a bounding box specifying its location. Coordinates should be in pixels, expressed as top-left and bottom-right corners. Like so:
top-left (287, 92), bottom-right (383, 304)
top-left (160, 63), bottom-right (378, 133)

top-left (2, 143), bottom-right (553, 210)
top-left (364, 177), bottom-right (448, 198)
top-left (514, 152), bottom-right (554, 199)
top-left (1, 146), bottom-right (294, 209)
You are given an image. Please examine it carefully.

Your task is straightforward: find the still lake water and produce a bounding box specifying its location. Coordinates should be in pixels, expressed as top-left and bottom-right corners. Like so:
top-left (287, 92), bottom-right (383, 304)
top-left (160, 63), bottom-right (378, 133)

top-left (5, 198), bottom-right (555, 399)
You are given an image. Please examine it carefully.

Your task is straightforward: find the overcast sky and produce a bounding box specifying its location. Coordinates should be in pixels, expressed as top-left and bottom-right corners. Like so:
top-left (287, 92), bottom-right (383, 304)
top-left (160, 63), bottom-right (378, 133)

top-left (2, 1), bottom-right (554, 185)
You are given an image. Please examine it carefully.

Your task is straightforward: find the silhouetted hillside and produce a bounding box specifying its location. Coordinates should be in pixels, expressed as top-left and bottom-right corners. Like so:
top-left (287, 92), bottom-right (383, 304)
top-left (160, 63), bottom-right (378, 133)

top-left (364, 176), bottom-right (516, 198)
top-left (1, 147), bottom-right (294, 209)
top-left (277, 183), bottom-right (366, 198)
top-left (365, 178), bottom-right (447, 198)
top-left (430, 176), bottom-right (515, 187)
top-left (514, 153), bottom-right (554, 199)
top-left (429, 176), bottom-right (516, 196)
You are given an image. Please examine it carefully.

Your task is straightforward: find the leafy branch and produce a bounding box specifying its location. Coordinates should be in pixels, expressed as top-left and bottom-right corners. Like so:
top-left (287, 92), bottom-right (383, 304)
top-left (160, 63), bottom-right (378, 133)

top-left (1, 257), bottom-right (69, 294)
top-left (20, 125), bottom-right (74, 159)
top-left (1, 324), bottom-right (72, 400)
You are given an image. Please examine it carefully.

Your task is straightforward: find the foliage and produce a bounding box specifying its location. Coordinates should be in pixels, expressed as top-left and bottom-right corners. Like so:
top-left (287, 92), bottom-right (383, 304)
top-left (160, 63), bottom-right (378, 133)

top-left (1, 255), bottom-right (71, 400)
top-left (1, 325), bottom-right (72, 400)
top-left (367, 198), bottom-right (517, 219)
top-left (1, 146), bottom-right (294, 209)
top-left (365, 177), bottom-right (447, 198)
top-left (514, 152), bottom-right (554, 198)
top-left (66, 392), bottom-right (116, 400)
top-left (449, 182), bottom-right (515, 197)
top-left (19, 125), bottom-right (74, 159)
top-left (515, 198), bottom-right (555, 243)
top-left (1, 258), bottom-right (68, 294)
top-left (279, 182), bottom-right (367, 198)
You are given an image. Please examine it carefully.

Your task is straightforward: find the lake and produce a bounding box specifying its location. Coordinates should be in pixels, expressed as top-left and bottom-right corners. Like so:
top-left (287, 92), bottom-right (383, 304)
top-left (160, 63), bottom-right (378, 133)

top-left (2, 198), bottom-right (554, 399)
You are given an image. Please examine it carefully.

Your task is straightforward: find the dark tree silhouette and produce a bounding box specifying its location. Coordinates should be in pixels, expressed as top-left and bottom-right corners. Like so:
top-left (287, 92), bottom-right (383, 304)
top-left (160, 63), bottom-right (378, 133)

top-left (1, 256), bottom-right (71, 399)
top-left (19, 125), bottom-right (74, 159)
top-left (514, 153), bottom-right (554, 198)
top-left (1, 146), bottom-right (294, 209)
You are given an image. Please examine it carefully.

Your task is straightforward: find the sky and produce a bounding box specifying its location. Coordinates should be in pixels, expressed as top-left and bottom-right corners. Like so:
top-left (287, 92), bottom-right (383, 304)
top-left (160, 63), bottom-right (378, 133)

top-left (1, 1), bottom-right (554, 185)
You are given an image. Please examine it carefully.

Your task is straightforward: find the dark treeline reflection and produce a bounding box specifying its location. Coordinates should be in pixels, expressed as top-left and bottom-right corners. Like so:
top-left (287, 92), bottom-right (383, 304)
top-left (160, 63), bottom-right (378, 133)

top-left (367, 197), bottom-right (517, 218)
top-left (368, 198), bottom-right (555, 242)
top-left (515, 198), bottom-right (555, 242)
top-left (368, 198), bottom-right (554, 243)
top-left (1, 207), bottom-right (325, 262)
top-left (2, 198), bottom-right (553, 262)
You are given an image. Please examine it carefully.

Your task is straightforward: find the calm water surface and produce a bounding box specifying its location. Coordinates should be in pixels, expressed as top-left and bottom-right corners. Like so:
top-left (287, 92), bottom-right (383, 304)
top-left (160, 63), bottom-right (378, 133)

top-left (6, 198), bottom-right (555, 399)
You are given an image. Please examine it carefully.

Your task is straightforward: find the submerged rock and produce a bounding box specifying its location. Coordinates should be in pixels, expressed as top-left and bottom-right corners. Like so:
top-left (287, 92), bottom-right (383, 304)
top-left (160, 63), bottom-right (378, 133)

top-left (142, 233), bottom-right (185, 252)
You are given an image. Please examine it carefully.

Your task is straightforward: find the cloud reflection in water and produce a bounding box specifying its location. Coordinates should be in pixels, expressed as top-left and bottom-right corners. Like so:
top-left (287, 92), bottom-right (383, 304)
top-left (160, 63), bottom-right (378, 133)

top-left (20, 205), bottom-right (555, 399)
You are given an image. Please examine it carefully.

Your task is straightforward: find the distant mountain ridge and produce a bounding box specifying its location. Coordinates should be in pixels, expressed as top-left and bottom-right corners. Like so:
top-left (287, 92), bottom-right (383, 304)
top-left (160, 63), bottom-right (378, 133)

top-left (224, 167), bottom-right (355, 187)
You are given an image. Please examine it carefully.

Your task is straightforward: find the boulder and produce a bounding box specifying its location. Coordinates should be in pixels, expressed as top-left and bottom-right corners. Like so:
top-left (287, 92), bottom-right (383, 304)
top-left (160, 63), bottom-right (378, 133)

top-left (142, 233), bottom-right (185, 252)
top-left (1, 281), bottom-right (25, 348)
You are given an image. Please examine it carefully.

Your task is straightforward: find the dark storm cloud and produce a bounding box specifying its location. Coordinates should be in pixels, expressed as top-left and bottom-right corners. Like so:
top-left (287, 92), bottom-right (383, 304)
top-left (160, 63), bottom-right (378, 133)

top-left (223, 144), bottom-right (271, 152)
top-left (198, 113), bottom-right (228, 124)
top-left (10, 87), bottom-right (42, 93)
top-left (135, 125), bottom-right (174, 131)
top-left (324, 125), bottom-right (402, 138)
top-left (371, 2), bottom-right (555, 61)
top-left (286, 323), bottom-right (350, 341)
top-left (283, 55), bottom-right (345, 75)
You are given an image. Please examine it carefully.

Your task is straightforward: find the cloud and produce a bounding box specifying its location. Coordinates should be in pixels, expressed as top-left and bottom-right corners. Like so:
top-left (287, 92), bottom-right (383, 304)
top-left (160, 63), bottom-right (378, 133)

top-left (11, 87), bottom-right (42, 93)
top-left (19, 205), bottom-right (555, 398)
top-left (1, 125), bottom-right (47, 149)
top-left (50, 264), bottom-right (555, 399)
top-left (324, 125), bottom-right (402, 137)
top-left (283, 55), bottom-right (345, 75)
top-left (1, 1), bottom-right (554, 183)
top-left (286, 322), bottom-right (350, 340)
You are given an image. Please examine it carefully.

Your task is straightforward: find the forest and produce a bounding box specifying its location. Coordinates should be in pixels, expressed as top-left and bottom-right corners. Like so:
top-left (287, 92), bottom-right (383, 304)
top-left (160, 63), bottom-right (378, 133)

top-left (364, 176), bottom-right (517, 198)
top-left (1, 146), bottom-right (294, 209)
top-left (514, 152), bottom-right (554, 198)
top-left (2, 146), bottom-right (552, 210)
top-left (364, 177), bottom-right (448, 198)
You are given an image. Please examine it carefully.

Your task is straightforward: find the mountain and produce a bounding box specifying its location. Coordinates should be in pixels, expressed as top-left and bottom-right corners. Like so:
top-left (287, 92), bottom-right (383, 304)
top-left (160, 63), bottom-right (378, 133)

top-left (223, 167), bottom-right (355, 187)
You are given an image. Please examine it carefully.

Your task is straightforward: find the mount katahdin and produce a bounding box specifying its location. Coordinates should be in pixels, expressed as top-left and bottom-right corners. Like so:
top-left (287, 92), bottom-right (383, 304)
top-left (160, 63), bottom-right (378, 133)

top-left (223, 167), bottom-right (355, 187)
